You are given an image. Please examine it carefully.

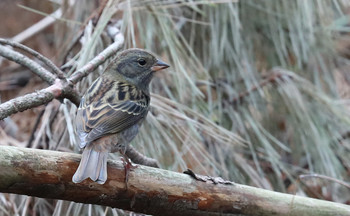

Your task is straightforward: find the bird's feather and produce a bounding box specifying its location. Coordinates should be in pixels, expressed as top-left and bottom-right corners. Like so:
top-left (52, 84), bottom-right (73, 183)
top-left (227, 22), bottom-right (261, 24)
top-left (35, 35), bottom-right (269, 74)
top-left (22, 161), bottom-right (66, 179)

top-left (76, 77), bottom-right (150, 147)
top-left (72, 145), bottom-right (108, 184)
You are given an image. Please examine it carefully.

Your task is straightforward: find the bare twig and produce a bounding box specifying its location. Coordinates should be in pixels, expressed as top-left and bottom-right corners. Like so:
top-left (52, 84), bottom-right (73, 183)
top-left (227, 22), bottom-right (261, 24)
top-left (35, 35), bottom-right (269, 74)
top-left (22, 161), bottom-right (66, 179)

top-left (230, 71), bottom-right (294, 105)
top-left (0, 86), bottom-right (56, 120)
top-left (0, 44), bottom-right (56, 84)
top-left (0, 38), bottom-right (66, 79)
top-left (68, 33), bottom-right (124, 84)
top-left (1, 146), bottom-right (349, 216)
top-left (300, 174), bottom-right (350, 189)
top-left (26, 108), bottom-right (46, 148)
top-left (0, 31), bottom-right (124, 119)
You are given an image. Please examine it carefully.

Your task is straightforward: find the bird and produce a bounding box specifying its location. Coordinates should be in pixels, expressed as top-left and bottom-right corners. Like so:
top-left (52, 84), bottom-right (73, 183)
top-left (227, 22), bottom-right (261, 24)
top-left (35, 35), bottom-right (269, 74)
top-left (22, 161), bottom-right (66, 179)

top-left (72, 48), bottom-right (169, 184)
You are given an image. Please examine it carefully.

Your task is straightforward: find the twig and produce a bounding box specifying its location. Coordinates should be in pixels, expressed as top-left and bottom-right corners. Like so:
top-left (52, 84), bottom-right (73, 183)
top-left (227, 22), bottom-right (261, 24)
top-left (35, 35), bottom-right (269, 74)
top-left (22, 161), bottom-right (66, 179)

top-left (299, 174), bottom-right (350, 189)
top-left (26, 108), bottom-right (46, 148)
top-left (0, 38), bottom-right (66, 79)
top-left (0, 85), bottom-right (57, 120)
top-left (230, 71), bottom-right (294, 105)
top-left (126, 146), bottom-right (160, 168)
top-left (0, 44), bottom-right (56, 84)
top-left (338, 131), bottom-right (350, 142)
top-left (0, 31), bottom-right (124, 119)
top-left (68, 33), bottom-right (124, 84)
top-left (61, 0), bottom-right (109, 66)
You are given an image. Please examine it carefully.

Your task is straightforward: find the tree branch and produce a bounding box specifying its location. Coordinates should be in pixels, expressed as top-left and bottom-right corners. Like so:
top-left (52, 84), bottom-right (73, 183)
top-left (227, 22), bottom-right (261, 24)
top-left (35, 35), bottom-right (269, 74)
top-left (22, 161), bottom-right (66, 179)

top-left (68, 33), bottom-right (124, 84)
top-left (0, 44), bottom-right (56, 84)
top-left (0, 79), bottom-right (80, 120)
top-left (0, 39), bottom-right (65, 79)
top-left (0, 146), bottom-right (349, 216)
top-left (0, 32), bottom-right (124, 119)
top-left (0, 85), bottom-right (56, 120)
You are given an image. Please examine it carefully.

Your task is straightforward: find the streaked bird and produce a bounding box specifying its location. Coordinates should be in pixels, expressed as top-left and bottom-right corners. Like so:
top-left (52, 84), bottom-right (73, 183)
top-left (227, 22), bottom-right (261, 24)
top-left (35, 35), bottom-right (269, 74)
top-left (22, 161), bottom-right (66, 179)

top-left (72, 48), bottom-right (169, 184)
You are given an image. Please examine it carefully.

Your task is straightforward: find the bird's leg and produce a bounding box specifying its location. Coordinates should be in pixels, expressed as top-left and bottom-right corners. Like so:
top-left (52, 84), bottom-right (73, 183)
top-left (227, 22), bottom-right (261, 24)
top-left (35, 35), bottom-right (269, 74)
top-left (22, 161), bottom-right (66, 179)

top-left (119, 150), bottom-right (137, 188)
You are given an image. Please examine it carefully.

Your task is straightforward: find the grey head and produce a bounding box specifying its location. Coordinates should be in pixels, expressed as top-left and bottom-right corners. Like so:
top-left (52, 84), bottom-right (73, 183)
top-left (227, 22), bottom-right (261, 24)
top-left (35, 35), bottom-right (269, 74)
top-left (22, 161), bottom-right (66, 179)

top-left (104, 48), bottom-right (169, 90)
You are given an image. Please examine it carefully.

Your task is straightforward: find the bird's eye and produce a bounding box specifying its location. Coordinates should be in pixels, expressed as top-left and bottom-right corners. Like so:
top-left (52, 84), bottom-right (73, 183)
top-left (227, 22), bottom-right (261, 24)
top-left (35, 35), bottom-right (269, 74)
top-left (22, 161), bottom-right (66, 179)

top-left (138, 58), bottom-right (147, 66)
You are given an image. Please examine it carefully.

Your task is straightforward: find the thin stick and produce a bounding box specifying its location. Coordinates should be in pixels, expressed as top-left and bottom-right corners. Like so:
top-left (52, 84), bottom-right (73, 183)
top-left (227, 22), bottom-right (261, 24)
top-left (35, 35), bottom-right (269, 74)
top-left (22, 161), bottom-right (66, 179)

top-left (300, 174), bottom-right (350, 189)
top-left (68, 33), bottom-right (124, 84)
top-left (0, 44), bottom-right (56, 84)
top-left (0, 38), bottom-right (65, 79)
top-left (230, 72), bottom-right (294, 105)
top-left (26, 108), bottom-right (46, 148)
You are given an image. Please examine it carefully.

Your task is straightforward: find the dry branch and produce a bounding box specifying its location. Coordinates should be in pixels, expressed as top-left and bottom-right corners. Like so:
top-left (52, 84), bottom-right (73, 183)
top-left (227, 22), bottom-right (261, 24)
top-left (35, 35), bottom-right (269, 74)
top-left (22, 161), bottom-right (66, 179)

top-left (0, 86), bottom-right (55, 120)
top-left (0, 32), bottom-right (124, 120)
top-left (68, 34), bottom-right (124, 84)
top-left (0, 79), bottom-right (80, 120)
top-left (0, 146), bottom-right (349, 216)
top-left (0, 39), bottom-right (65, 79)
top-left (0, 44), bottom-right (56, 84)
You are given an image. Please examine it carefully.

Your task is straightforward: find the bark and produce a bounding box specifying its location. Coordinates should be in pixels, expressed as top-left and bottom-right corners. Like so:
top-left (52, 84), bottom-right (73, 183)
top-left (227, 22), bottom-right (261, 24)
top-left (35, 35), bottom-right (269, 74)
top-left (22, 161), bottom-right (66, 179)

top-left (0, 87), bottom-right (55, 120)
top-left (0, 146), bottom-right (349, 216)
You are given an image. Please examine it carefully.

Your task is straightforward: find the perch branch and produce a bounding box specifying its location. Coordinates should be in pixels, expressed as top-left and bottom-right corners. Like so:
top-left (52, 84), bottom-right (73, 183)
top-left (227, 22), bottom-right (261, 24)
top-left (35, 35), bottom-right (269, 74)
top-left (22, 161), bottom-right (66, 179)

top-left (0, 146), bottom-right (349, 216)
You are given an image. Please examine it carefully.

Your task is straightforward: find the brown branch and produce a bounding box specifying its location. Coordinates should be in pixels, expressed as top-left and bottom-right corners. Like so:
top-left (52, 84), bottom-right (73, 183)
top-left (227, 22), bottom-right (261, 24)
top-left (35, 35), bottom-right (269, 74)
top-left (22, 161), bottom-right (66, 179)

top-left (1, 146), bottom-right (350, 216)
top-left (0, 39), bottom-right (65, 79)
top-left (0, 44), bottom-right (56, 84)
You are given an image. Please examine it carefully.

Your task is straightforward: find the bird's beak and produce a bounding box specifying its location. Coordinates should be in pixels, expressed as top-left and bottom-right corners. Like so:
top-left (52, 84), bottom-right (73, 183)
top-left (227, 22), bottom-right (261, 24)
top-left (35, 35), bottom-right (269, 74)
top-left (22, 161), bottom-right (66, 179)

top-left (151, 59), bottom-right (170, 72)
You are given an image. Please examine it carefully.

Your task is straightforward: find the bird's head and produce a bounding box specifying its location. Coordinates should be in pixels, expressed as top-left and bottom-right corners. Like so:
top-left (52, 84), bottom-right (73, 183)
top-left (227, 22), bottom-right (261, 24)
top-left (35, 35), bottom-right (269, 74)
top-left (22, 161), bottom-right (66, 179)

top-left (105, 48), bottom-right (169, 90)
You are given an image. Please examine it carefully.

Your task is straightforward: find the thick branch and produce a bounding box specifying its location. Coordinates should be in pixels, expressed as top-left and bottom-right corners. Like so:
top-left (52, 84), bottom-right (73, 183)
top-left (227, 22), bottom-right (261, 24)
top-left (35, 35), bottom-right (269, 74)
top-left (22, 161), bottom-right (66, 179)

top-left (0, 146), bottom-right (349, 216)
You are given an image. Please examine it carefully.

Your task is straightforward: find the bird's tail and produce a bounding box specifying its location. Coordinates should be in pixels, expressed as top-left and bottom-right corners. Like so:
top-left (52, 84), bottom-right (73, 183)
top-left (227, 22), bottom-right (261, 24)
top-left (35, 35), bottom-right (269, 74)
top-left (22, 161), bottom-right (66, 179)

top-left (72, 145), bottom-right (108, 184)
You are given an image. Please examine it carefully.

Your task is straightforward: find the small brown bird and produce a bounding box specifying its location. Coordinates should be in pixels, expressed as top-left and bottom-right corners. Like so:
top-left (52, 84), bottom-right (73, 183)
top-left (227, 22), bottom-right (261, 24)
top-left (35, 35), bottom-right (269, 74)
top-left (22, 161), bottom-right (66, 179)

top-left (72, 48), bottom-right (169, 184)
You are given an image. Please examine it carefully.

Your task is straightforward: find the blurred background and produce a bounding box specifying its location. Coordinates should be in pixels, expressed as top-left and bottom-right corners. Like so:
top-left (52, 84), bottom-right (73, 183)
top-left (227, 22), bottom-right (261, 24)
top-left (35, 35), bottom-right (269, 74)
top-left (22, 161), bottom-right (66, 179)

top-left (1, 0), bottom-right (350, 215)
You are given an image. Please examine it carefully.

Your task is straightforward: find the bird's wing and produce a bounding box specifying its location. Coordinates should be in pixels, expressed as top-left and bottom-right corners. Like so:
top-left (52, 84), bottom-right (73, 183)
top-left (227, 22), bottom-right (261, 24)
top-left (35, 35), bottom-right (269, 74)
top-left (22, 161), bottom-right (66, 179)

top-left (76, 78), bottom-right (150, 148)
